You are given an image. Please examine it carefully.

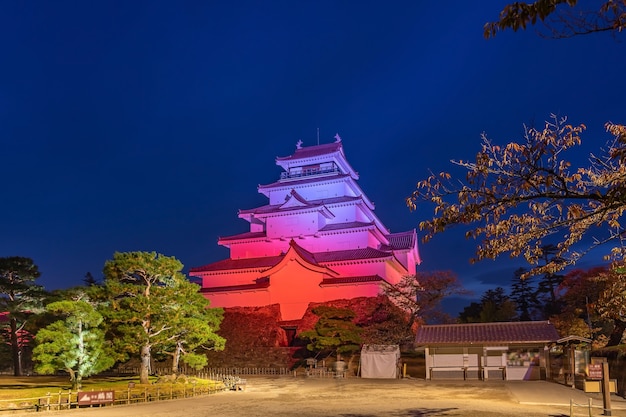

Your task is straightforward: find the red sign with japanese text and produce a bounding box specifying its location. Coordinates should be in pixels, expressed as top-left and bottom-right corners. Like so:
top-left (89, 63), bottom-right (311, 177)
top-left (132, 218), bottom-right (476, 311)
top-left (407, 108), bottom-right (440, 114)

top-left (77, 390), bottom-right (114, 406)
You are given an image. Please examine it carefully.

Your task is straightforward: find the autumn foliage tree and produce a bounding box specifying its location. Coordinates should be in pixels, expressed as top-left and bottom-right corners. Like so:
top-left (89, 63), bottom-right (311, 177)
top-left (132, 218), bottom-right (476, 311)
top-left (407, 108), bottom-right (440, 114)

top-left (407, 116), bottom-right (626, 278)
top-left (484, 0), bottom-right (626, 39)
top-left (551, 265), bottom-right (626, 346)
top-left (385, 271), bottom-right (469, 326)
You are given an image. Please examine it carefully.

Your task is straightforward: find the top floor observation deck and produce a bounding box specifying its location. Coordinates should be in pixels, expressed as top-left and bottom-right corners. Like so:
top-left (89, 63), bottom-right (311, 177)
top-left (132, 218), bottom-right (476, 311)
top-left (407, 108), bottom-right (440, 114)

top-left (279, 163), bottom-right (341, 181)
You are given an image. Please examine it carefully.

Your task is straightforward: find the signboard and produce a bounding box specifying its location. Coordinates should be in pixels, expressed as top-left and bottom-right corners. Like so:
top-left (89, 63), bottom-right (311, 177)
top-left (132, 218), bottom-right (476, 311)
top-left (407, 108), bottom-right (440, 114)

top-left (587, 363), bottom-right (603, 380)
top-left (77, 390), bottom-right (114, 406)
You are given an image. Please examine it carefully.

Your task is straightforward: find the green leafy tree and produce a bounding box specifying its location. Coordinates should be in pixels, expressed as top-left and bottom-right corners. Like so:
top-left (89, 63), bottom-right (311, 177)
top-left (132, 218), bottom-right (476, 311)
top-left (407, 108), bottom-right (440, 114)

top-left (32, 298), bottom-right (114, 389)
top-left (102, 251), bottom-right (190, 384)
top-left (299, 306), bottom-right (362, 362)
top-left (484, 0), bottom-right (626, 39)
top-left (160, 279), bottom-right (225, 373)
top-left (0, 256), bottom-right (45, 376)
top-left (385, 271), bottom-right (469, 326)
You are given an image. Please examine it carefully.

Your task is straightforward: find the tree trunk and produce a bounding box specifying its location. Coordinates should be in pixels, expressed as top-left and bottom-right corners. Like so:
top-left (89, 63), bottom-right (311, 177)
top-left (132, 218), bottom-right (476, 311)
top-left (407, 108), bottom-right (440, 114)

top-left (10, 317), bottom-right (22, 376)
top-left (171, 343), bottom-right (181, 375)
top-left (607, 319), bottom-right (626, 346)
top-left (68, 369), bottom-right (77, 390)
top-left (140, 344), bottom-right (151, 384)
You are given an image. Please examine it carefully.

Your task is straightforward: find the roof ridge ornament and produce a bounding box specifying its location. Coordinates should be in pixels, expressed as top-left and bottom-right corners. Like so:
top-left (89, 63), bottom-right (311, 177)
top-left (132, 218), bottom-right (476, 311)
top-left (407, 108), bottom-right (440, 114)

top-left (296, 139), bottom-right (303, 149)
top-left (334, 133), bottom-right (341, 143)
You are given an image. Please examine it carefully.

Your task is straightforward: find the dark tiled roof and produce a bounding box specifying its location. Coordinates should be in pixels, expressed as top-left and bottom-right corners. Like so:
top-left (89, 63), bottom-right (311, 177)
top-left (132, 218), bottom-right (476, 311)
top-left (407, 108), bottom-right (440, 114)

top-left (383, 230), bottom-right (416, 250)
top-left (276, 142), bottom-right (342, 161)
top-left (319, 221), bottom-right (373, 231)
top-left (415, 321), bottom-right (560, 345)
top-left (259, 173), bottom-right (352, 190)
top-left (189, 255), bottom-right (282, 273)
top-left (199, 277), bottom-right (270, 293)
top-left (239, 196), bottom-right (361, 215)
top-left (219, 231), bottom-right (267, 242)
top-left (320, 275), bottom-right (383, 285)
top-left (314, 247), bottom-right (392, 263)
top-left (190, 245), bottom-right (392, 273)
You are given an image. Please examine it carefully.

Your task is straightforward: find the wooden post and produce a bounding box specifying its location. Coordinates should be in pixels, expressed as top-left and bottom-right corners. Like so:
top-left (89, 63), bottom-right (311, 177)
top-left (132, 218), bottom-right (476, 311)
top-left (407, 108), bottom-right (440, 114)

top-left (601, 360), bottom-right (612, 416)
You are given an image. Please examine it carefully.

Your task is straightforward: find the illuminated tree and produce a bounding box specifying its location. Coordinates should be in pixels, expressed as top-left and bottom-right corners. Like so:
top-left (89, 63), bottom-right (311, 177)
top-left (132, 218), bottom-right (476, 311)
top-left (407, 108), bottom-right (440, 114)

top-left (101, 251), bottom-right (214, 384)
top-left (407, 116), bottom-right (626, 277)
top-left (299, 306), bottom-right (362, 362)
top-left (159, 278), bottom-right (225, 374)
top-left (32, 298), bottom-right (114, 389)
top-left (484, 0), bottom-right (626, 39)
top-left (0, 257), bottom-right (45, 376)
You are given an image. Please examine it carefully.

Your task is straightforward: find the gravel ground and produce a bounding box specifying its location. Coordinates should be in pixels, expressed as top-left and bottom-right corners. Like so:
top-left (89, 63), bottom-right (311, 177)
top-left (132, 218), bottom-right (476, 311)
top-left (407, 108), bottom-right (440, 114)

top-left (11, 376), bottom-right (626, 417)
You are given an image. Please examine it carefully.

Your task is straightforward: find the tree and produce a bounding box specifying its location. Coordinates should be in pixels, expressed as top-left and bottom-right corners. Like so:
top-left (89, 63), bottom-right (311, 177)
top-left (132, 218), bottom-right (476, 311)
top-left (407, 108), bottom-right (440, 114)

top-left (385, 271), bottom-right (469, 326)
top-left (484, 0), bottom-right (626, 39)
top-left (407, 115), bottom-right (626, 278)
top-left (509, 267), bottom-right (539, 321)
top-left (551, 266), bottom-right (605, 340)
top-left (32, 298), bottom-right (114, 389)
top-left (159, 278), bottom-right (225, 374)
top-left (535, 244), bottom-right (565, 318)
top-left (0, 257), bottom-right (45, 376)
top-left (458, 302), bottom-right (483, 323)
top-left (101, 251), bottom-right (194, 384)
top-left (458, 287), bottom-right (518, 323)
top-left (356, 297), bottom-right (414, 346)
top-left (552, 265), bottom-right (626, 346)
top-left (594, 266), bottom-right (626, 346)
top-left (83, 272), bottom-right (99, 287)
top-left (299, 306), bottom-right (362, 362)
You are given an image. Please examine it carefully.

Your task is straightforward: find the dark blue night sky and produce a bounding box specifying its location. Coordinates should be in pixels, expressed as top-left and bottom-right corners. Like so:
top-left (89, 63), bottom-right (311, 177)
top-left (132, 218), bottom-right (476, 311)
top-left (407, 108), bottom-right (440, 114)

top-left (1, 1), bottom-right (624, 314)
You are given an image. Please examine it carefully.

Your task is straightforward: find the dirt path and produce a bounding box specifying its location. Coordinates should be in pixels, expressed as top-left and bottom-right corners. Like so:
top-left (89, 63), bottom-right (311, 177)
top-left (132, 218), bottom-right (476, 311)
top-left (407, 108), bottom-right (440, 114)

top-left (10, 377), bottom-right (626, 417)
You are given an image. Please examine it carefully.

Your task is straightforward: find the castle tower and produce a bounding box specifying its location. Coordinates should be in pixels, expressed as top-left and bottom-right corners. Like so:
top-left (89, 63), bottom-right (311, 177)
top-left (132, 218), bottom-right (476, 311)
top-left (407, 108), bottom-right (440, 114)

top-left (189, 137), bottom-right (421, 321)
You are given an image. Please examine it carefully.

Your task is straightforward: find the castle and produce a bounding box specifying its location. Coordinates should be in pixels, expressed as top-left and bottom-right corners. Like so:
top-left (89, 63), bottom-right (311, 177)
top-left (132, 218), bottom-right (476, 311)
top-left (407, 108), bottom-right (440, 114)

top-left (189, 136), bottom-right (421, 323)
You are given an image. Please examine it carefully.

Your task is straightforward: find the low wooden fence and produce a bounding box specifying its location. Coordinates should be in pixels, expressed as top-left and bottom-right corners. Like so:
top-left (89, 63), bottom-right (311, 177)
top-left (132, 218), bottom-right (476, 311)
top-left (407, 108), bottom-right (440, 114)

top-left (114, 366), bottom-right (292, 377)
top-left (0, 381), bottom-right (226, 414)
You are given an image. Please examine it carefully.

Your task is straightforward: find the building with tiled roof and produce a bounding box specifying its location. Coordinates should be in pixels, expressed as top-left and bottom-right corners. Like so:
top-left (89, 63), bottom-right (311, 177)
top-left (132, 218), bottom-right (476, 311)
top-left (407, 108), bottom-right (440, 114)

top-left (190, 136), bottom-right (421, 322)
top-left (415, 321), bottom-right (561, 381)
